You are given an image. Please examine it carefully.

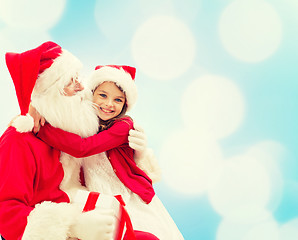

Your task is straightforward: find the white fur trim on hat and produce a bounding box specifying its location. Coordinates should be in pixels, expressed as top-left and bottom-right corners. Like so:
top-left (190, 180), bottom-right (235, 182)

top-left (11, 114), bottom-right (34, 133)
top-left (32, 49), bottom-right (83, 96)
top-left (87, 66), bottom-right (137, 111)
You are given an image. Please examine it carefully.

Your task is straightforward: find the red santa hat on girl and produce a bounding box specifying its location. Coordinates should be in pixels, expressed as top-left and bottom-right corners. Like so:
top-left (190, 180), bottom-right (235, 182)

top-left (6, 41), bottom-right (82, 132)
top-left (87, 65), bottom-right (138, 112)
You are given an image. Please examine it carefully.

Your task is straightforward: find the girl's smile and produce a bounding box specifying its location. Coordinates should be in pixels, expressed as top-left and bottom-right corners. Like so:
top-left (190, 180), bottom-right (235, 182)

top-left (100, 107), bottom-right (114, 114)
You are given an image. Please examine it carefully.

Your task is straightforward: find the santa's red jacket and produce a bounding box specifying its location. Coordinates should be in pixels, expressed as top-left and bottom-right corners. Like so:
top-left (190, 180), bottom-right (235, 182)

top-left (0, 127), bottom-right (78, 240)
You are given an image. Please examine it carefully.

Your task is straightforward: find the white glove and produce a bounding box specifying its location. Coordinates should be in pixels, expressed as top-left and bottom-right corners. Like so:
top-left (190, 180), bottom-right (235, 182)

top-left (128, 122), bottom-right (147, 160)
top-left (69, 209), bottom-right (115, 240)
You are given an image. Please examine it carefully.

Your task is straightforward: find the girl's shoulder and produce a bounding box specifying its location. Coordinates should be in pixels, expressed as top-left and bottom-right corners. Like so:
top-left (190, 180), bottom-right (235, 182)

top-left (114, 116), bottom-right (134, 129)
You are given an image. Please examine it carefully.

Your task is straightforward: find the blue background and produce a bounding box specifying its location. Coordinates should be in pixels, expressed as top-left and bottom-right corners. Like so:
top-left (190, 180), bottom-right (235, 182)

top-left (0, 0), bottom-right (298, 239)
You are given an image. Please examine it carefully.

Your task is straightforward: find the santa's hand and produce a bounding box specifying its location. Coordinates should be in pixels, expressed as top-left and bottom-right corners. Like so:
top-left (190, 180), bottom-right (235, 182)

top-left (70, 208), bottom-right (115, 240)
top-left (129, 123), bottom-right (147, 160)
top-left (29, 104), bottom-right (45, 133)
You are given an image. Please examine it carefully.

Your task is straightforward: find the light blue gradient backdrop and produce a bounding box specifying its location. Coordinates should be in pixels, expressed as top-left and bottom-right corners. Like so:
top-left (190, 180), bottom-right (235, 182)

top-left (0, 0), bottom-right (298, 239)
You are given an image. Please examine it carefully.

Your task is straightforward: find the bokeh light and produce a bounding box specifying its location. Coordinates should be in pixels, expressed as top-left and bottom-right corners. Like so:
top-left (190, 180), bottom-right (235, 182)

top-left (219, 0), bottom-right (282, 62)
top-left (216, 210), bottom-right (279, 240)
top-left (132, 15), bottom-right (196, 80)
top-left (181, 75), bottom-right (245, 139)
top-left (208, 155), bottom-right (271, 218)
top-left (0, 27), bottom-right (52, 51)
top-left (159, 129), bottom-right (223, 195)
top-left (246, 141), bottom-right (285, 211)
top-left (94, 0), bottom-right (140, 41)
top-left (0, 0), bottom-right (66, 30)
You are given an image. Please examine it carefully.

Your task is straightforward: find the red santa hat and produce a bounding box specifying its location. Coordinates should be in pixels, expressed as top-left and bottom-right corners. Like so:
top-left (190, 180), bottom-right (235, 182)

top-left (87, 65), bottom-right (138, 112)
top-left (6, 41), bottom-right (82, 116)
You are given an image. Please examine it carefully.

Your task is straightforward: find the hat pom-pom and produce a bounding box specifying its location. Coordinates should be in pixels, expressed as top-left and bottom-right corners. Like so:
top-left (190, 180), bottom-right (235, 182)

top-left (12, 114), bottom-right (34, 133)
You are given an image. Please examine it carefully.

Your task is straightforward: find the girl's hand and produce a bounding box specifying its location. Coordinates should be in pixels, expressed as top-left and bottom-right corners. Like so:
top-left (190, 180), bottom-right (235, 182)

top-left (29, 104), bottom-right (46, 133)
top-left (128, 123), bottom-right (147, 160)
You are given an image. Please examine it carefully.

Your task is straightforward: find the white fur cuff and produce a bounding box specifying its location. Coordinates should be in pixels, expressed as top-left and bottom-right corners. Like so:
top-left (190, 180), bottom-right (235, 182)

top-left (136, 148), bottom-right (162, 183)
top-left (22, 201), bottom-right (81, 240)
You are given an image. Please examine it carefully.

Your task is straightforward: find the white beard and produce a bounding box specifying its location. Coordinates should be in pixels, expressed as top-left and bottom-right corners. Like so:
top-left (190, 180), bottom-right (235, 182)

top-left (31, 88), bottom-right (99, 137)
top-left (31, 88), bottom-right (100, 201)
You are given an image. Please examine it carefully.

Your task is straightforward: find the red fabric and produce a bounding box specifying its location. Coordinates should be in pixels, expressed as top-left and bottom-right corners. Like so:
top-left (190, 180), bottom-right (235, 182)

top-left (124, 231), bottom-right (160, 240)
top-left (113, 195), bottom-right (126, 240)
top-left (95, 65), bottom-right (136, 80)
top-left (0, 127), bottom-right (69, 240)
top-left (39, 44), bottom-right (61, 74)
top-left (116, 207), bottom-right (126, 240)
top-left (5, 41), bottom-right (61, 115)
top-left (37, 117), bottom-right (155, 203)
top-left (118, 206), bottom-right (136, 240)
top-left (83, 192), bottom-right (100, 212)
top-left (114, 195), bottom-right (125, 206)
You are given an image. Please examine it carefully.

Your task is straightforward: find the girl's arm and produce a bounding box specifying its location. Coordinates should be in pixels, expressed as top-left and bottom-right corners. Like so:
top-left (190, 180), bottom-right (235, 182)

top-left (37, 117), bottom-right (133, 158)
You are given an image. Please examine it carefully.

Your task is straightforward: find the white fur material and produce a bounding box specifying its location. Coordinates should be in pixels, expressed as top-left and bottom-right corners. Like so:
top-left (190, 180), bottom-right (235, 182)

top-left (31, 88), bottom-right (99, 138)
top-left (11, 114), bottom-right (34, 133)
top-left (32, 49), bottom-right (83, 97)
top-left (135, 148), bottom-right (162, 183)
top-left (22, 201), bottom-right (82, 240)
top-left (87, 66), bottom-right (138, 112)
top-left (59, 152), bottom-right (88, 202)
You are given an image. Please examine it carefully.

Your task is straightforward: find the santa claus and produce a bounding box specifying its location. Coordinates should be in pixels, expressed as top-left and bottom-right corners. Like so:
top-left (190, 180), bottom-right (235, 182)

top-left (0, 41), bottom-right (160, 240)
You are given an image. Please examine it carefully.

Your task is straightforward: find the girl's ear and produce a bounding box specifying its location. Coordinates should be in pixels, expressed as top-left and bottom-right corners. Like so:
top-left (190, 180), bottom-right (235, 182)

top-left (122, 66), bottom-right (136, 80)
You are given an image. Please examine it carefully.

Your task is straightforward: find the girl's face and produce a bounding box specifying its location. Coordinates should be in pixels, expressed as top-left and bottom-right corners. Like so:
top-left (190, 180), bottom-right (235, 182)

top-left (93, 81), bottom-right (126, 121)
